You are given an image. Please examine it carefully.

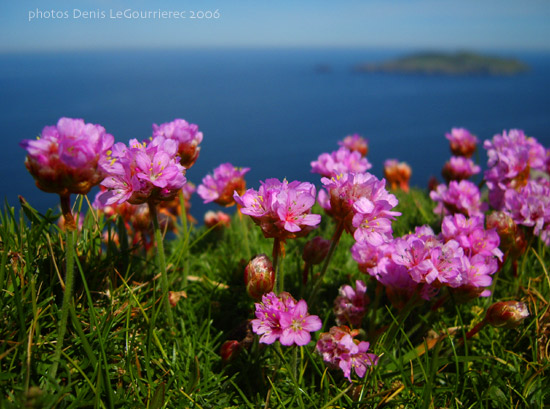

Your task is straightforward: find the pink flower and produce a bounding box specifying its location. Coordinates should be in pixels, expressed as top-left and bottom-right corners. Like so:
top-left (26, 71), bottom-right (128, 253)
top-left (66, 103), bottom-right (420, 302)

top-left (442, 156), bottom-right (481, 182)
top-left (279, 300), bottom-right (323, 346)
top-left (316, 326), bottom-right (378, 381)
top-left (321, 172), bottom-right (400, 236)
top-left (484, 129), bottom-right (546, 209)
top-left (234, 178), bottom-right (321, 240)
top-left (20, 117), bottom-right (114, 196)
top-left (152, 118), bottom-right (203, 168)
top-left (197, 163), bottom-right (250, 206)
top-left (445, 128), bottom-right (478, 158)
top-left (334, 280), bottom-right (368, 327)
top-left (430, 180), bottom-right (487, 217)
top-left (95, 135), bottom-right (187, 206)
top-left (311, 147), bottom-right (372, 178)
top-left (338, 133), bottom-right (369, 157)
top-left (251, 292), bottom-right (321, 346)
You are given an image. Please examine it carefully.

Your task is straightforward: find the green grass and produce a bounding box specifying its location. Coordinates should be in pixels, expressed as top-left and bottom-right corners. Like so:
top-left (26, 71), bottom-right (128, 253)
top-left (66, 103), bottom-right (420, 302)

top-left (1, 189), bottom-right (549, 408)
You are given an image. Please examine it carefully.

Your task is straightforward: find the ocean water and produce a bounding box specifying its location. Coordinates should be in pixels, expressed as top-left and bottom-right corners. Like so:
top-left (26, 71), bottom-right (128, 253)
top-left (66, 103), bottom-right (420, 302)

top-left (1, 48), bottom-right (550, 219)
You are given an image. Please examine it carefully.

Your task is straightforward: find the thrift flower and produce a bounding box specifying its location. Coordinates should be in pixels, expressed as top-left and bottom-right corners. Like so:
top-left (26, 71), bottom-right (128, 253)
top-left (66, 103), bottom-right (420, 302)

top-left (234, 178), bottom-right (321, 240)
top-left (338, 133), bottom-right (369, 157)
top-left (311, 147), bottom-right (372, 178)
top-left (95, 136), bottom-right (187, 206)
top-left (20, 117), bottom-right (114, 196)
top-left (483, 129), bottom-right (546, 209)
top-left (334, 280), bottom-right (368, 327)
top-left (430, 180), bottom-right (487, 217)
top-left (445, 127), bottom-right (478, 158)
top-left (197, 163), bottom-right (250, 206)
top-left (316, 326), bottom-right (378, 381)
top-left (321, 172), bottom-right (400, 236)
top-left (152, 118), bottom-right (203, 168)
top-left (251, 292), bottom-right (321, 346)
top-left (383, 159), bottom-right (412, 192)
top-left (442, 156), bottom-right (481, 182)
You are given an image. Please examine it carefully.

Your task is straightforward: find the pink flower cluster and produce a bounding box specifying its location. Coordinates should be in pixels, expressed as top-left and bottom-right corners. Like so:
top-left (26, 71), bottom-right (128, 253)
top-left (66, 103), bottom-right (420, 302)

top-left (152, 118), bottom-right (203, 169)
top-left (320, 172), bottom-right (401, 244)
top-left (503, 179), bottom-right (550, 245)
top-left (334, 280), bottom-right (368, 327)
top-left (311, 147), bottom-right (372, 178)
top-left (484, 129), bottom-right (547, 209)
top-left (316, 326), bottom-right (378, 381)
top-left (352, 214), bottom-right (503, 306)
top-left (95, 136), bottom-right (187, 206)
top-left (234, 178), bottom-right (321, 240)
top-left (197, 163), bottom-right (250, 206)
top-left (442, 156), bottom-right (481, 182)
top-left (337, 133), bottom-right (369, 157)
top-left (20, 117), bottom-right (114, 196)
top-left (430, 180), bottom-right (487, 217)
top-left (446, 127), bottom-right (478, 158)
top-left (251, 292), bottom-right (322, 346)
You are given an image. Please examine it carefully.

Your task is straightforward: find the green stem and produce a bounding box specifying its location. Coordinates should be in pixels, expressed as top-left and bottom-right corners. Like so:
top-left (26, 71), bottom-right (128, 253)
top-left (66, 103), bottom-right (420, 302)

top-left (50, 227), bottom-right (76, 380)
top-left (148, 201), bottom-right (175, 327)
top-left (308, 220), bottom-right (345, 304)
top-left (272, 238), bottom-right (283, 294)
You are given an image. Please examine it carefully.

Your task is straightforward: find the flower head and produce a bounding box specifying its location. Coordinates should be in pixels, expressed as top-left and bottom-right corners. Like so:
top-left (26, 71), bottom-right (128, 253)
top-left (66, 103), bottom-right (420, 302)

top-left (338, 133), bottom-right (369, 157)
top-left (445, 128), bottom-right (478, 158)
top-left (244, 254), bottom-right (275, 300)
top-left (20, 117), bottom-right (114, 196)
top-left (316, 326), bottom-right (378, 381)
top-left (442, 156), bottom-right (481, 182)
top-left (251, 292), bottom-right (321, 346)
top-left (152, 118), bottom-right (203, 168)
top-left (197, 163), bottom-right (250, 206)
top-left (430, 180), bottom-right (487, 217)
top-left (321, 172), bottom-right (400, 238)
top-left (234, 178), bottom-right (321, 240)
top-left (334, 280), bottom-right (368, 327)
top-left (311, 147), bottom-right (372, 178)
top-left (95, 135), bottom-right (187, 206)
top-left (383, 159), bottom-right (412, 192)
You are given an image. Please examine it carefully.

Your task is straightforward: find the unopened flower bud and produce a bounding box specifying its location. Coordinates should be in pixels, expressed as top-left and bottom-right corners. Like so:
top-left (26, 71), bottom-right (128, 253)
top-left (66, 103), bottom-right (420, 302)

top-left (302, 236), bottom-right (331, 265)
top-left (220, 340), bottom-right (241, 362)
top-left (486, 301), bottom-right (529, 328)
top-left (244, 254), bottom-right (275, 299)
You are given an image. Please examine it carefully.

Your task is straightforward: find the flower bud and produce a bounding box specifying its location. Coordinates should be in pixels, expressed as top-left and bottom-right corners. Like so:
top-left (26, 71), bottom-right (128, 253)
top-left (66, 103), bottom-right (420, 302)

top-left (486, 211), bottom-right (526, 257)
top-left (302, 236), bottom-right (331, 265)
top-left (220, 340), bottom-right (241, 362)
top-left (244, 254), bottom-right (275, 299)
top-left (204, 210), bottom-right (231, 229)
top-left (485, 301), bottom-right (529, 328)
top-left (383, 159), bottom-right (411, 192)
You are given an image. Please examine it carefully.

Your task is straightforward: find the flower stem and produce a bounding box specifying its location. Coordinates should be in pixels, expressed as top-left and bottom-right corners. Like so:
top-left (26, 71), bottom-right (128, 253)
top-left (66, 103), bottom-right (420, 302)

top-left (148, 201), bottom-right (175, 327)
top-left (273, 238), bottom-right (283, 293)
top-left (308, 220), bottom-right (345, 304)
top-left (50, 217), bottom-right (76, 380)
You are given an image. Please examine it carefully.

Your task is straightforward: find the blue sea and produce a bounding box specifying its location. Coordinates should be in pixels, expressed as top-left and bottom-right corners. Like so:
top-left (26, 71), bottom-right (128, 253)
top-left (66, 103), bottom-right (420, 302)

top-left (1, 48), bottom-right (550, 220)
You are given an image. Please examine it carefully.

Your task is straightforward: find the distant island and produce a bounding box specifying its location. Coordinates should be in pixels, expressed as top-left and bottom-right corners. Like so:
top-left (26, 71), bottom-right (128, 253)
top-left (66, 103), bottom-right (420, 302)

top-left (355, 51), bottom-right (529, 76)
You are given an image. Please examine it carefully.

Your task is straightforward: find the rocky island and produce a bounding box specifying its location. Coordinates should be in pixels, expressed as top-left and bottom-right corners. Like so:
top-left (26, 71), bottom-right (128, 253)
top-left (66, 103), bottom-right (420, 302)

top-left (355, 51), bottom-right (528, 76)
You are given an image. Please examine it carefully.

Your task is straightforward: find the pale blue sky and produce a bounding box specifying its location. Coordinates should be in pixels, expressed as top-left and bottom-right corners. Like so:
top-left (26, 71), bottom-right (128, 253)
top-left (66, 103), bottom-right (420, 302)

top-left (1, 0), bottom-right (549, 52)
